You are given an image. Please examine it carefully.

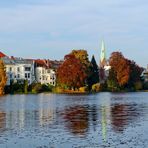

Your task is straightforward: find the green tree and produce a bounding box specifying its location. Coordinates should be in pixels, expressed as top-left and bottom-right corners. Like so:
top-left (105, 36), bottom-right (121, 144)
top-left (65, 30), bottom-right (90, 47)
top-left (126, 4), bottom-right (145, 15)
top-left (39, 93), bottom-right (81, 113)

top-left (0, 60), bottom-right (7, 95)
top-left (24, 80), bottom-right (28, 94)
top-left (107, 68), bottom-right (119, 91)
top-left (87, 55), bottom-right (99, 90)
top-left (127, 60), bottom-right (143, 89)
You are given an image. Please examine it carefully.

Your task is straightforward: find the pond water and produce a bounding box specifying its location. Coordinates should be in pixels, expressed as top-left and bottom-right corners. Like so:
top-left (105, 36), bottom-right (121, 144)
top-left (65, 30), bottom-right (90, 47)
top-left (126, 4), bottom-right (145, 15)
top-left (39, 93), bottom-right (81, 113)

top-left (0, 92), bottom-right (148, 148)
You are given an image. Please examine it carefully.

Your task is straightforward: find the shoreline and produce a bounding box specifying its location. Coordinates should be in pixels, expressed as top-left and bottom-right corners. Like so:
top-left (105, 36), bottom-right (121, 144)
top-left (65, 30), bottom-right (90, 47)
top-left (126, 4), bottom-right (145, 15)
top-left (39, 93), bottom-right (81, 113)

top-left (2, 90), bottom-right (148, 96)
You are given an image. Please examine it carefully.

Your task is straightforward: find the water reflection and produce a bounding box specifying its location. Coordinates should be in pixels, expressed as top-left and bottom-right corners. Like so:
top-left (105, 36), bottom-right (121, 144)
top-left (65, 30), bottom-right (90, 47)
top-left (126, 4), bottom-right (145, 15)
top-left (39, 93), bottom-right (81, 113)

top-left (111, 104), bottom-right (142, 133)
top-left (61, 105), bottom-right (89, 137)
top-left (0, 112), bottom-right (6, 130)
top-left (0, 93), bottom-right (147, 147)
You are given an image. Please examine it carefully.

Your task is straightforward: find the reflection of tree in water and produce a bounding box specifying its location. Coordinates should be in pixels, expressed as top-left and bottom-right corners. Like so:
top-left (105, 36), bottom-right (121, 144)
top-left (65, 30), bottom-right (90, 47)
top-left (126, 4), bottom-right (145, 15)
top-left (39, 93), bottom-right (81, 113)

top-left (111, 104), bottom-right (141, 133)
top-left (62, 105), bottom-right (89, 136)
top-left (0, 111), bottom-right (6, 130)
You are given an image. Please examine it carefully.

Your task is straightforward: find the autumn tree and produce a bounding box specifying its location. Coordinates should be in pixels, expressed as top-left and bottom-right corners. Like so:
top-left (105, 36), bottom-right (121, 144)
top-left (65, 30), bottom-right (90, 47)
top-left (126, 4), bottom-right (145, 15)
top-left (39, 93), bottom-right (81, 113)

top-left (71, 50), bottom-right (92, 88)
top-left (109, 52), bottom-right (130, 87)
top-left (0, 60), bottom-right (7, 95)
top-left (109, 51), bottom-right (143, 90)
top-left (57, 54), bottom-right (87, 90)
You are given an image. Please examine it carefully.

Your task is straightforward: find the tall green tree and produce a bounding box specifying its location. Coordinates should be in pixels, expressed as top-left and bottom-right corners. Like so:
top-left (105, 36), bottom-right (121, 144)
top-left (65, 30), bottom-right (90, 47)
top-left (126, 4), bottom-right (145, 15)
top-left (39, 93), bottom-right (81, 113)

top-left (87, 55), bottom-right (99, 89)
top-left (0, 60), bottom-right (7, 95)
top-left (127, 60), bottom-right (143, 89)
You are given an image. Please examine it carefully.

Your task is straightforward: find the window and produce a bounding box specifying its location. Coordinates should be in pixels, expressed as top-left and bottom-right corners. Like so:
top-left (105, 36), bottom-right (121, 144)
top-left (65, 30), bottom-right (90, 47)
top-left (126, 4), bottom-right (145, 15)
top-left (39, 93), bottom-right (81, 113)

top-left (18, 74), bottom-right (20, 78)
top-left (17, 67), bottom-right (20, 72)
top-left (25, 67), bottom-right (31, 71)
top-left (25, 73), bottom-right (27, 78)
top-left (10, 67), bottom-right (12, 71)
top-left (10, 74), bottom-right (12, 79)
top-left (47, 70), bottom-right (51, 73)
top-left (28, 73), bottom-right (30, 78)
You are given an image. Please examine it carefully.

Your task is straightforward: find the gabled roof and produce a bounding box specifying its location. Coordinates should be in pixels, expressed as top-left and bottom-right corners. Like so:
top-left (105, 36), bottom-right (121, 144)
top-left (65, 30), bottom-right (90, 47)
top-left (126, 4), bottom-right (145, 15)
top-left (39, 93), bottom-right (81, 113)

top-left (35, 59), bottom-right (51, 68)
top-left (0, 52), bottom-right (6, 58)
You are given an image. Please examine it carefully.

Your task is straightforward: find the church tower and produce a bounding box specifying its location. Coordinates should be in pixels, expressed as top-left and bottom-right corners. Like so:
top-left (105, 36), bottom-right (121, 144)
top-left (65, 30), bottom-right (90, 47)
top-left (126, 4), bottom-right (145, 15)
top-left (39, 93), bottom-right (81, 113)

top-left (99, 40), bottom-right (110, 83)
top-left (100, 40), bottom-right (107, 68)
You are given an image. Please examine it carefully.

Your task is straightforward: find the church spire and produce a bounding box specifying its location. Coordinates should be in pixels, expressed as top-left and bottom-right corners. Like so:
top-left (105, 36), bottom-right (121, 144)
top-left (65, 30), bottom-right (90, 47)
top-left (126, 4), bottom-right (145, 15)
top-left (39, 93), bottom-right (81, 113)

top-left (100, 40), bottom-right (107, 68)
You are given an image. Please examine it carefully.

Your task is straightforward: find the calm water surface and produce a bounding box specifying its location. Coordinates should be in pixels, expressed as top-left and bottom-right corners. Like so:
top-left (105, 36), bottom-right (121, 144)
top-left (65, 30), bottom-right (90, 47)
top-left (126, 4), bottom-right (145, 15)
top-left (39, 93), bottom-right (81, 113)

top-left (0, 92), bottom-right (148, 148)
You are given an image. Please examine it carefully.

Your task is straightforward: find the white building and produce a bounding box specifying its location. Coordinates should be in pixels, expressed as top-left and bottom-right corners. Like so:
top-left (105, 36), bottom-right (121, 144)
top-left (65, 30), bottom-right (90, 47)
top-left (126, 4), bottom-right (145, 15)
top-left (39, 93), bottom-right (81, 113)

top-left (2, 56), bottom-right (35, 85)
top-left (35, 60), bottom-right (56, 86)
top-left (142, 66), bottom-right (148, 82)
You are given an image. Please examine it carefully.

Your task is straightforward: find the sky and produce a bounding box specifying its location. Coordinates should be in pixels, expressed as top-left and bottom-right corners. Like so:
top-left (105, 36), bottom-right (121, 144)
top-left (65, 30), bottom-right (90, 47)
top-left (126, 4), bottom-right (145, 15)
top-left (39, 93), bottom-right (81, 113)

top-left (0, 0), bottom-right (148, 67)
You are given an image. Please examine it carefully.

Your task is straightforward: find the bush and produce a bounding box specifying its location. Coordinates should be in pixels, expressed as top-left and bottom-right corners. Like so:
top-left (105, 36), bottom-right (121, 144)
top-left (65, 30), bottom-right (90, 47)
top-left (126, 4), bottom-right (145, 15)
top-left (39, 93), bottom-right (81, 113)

top-left (134, 81), bottom-right (143, 90)
top-left (52, 86), bottom-right (64, 93)
top-left (79, 86), bottom-right (88, 92)
top-left (30, 83), bottom-right (42, 93)
top-left (92, 83), bottom-right (101, 92)
top-left (11, 82), bottom-right (24, 93)
top-left (143, 82), bottom-right (148, 90)
top-left (41, 84), bottom-right (53, 92)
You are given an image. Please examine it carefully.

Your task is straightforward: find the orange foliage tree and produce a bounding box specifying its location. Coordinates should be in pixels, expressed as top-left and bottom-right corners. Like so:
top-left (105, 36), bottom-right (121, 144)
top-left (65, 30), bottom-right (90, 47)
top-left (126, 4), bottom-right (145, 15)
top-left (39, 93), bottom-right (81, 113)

top-left (57, 54), bottom-right (87, 90)
top-left (109, 52), bottom-right (143, 89)
top-left (109, 52), bottom-right (130, 87)
top-left (0, 60), bottom-right (7, 95)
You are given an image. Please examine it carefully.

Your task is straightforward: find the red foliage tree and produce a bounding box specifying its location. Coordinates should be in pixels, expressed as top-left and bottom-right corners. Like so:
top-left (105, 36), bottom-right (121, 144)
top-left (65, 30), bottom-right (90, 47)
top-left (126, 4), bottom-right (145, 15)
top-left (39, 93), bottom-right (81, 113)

top-left (109, 52), bottom-right (143, 89)
top-left (109, 52), bottom-right (130, 87)
top-left (57, 54), bottom-right (87, 89)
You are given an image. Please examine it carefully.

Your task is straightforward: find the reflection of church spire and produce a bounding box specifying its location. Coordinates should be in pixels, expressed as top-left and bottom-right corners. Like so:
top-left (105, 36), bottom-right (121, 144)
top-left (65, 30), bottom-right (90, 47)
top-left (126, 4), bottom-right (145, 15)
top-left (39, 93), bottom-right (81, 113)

top-left (101, 106), bottom-right (107, 142)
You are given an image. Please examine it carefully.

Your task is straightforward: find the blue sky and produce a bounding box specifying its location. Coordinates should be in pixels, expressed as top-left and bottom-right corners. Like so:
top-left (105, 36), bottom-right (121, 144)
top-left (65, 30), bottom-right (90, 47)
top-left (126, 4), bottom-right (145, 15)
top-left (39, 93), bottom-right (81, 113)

top-left (0, 0), bottom-right (148, 67)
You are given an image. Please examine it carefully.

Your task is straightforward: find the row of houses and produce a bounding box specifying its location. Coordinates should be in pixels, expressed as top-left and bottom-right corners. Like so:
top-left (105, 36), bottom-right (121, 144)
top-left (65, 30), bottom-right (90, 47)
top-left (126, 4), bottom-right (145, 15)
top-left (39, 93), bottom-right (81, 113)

top-left (0, 52), bottom-right (62, 86)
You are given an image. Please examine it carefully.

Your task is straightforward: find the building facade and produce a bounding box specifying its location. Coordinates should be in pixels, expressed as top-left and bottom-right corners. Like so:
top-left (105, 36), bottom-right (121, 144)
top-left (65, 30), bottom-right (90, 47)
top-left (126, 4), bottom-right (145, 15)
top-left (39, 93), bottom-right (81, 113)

top-left (35, 60), bottom-right (56, 86)
top-left (2, 56), bottom-right (35, 85)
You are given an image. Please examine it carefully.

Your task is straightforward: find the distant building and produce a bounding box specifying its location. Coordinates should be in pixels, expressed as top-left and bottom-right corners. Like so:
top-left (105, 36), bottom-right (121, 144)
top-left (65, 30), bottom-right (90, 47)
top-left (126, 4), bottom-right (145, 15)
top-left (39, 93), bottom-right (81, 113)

top-left (0, 51), bottom-right (62, 86)
top-left (0, 52), bottom-right (6, 58)
top-left (142, 65), bottom-right (148, 82)
top-left (99, 41), bottom-right (111, 83)
top-left (35, 59), bottom-right (56, 86)
top-left (2, 56), bottom-right (35, 85)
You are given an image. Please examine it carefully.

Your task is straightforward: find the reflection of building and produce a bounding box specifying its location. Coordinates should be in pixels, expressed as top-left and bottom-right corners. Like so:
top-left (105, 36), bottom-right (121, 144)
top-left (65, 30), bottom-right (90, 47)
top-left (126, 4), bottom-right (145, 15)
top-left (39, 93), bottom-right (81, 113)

top-left (38, 96), bottom-right (56, 126)
top-left (4, 95), bottom-right (56, 130)
top-left (99, 41), bottom-right (111, 83)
